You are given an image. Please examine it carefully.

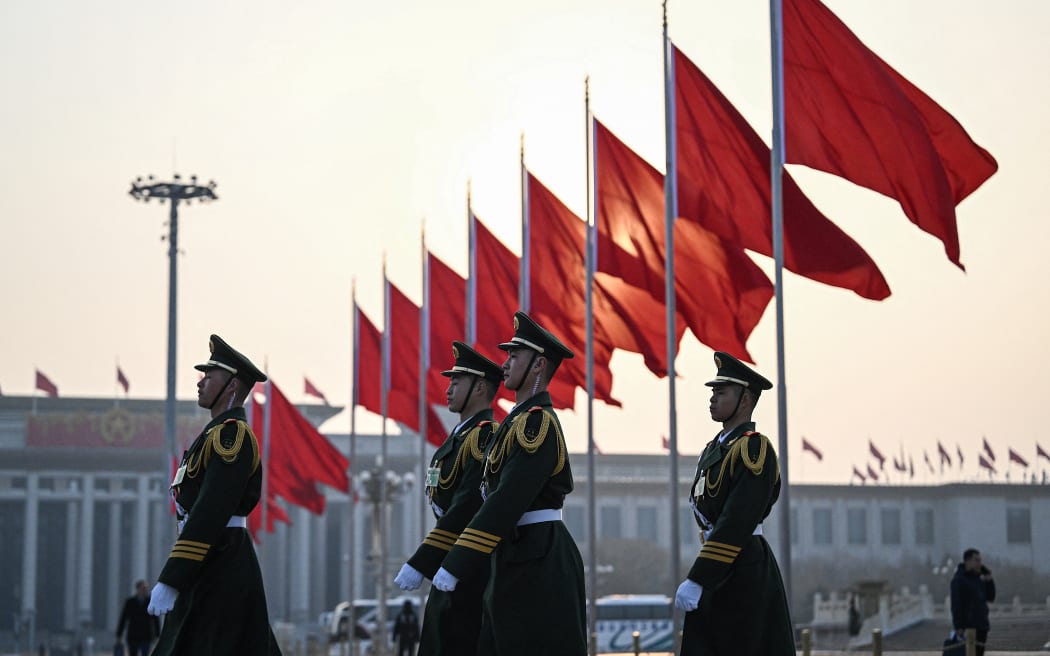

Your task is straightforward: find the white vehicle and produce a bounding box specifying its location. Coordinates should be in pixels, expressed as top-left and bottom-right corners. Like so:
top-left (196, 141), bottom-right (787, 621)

top-left (322, 596), bottom-right (423, 650)
top-left (595, 594), bottom-right (674, 653)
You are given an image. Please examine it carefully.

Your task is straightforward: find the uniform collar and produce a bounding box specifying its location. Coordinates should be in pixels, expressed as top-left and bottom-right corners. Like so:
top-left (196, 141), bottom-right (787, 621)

top-left (203, 406), bottom-right (246, 432)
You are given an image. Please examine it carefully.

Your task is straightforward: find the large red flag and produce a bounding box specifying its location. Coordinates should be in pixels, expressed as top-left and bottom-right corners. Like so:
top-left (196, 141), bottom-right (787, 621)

top-left (1008, 448), bottom-right (1029, 468)
top-left (427, 251), bottom-right (466, 408)
top-left (387, 282), bottom-right (422, 432)
top-left (474, 217), bottom-right (578, 409)
top-left (35, 370), bottom-right (58, 398)
top-left (594, 119), bottom-right (773, 361)
top-left (673, 45), bottom-right (889, 301)
top-left (354, 305), bottom-right (383, 416)
top-left (783, 0), bottom-right (997, 268)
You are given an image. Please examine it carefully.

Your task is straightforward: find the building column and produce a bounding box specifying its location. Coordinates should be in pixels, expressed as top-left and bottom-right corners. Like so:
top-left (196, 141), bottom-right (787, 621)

top-left (107, 499), bottom-right (123, 632)
top-left (65, 497), bottom-right (78, 630)
top-left (133, 474), bottom-right (150, 582)
top-left (290, 506), bottom-right (311, 622)
top-left (312, 509), bottom-right (327, 615)
top-left (21, 474), bottom-right (39, 648)
top-left (77, 473), bottom-right (95, 626)
top-left (339, 501), bottom-right (351, 603)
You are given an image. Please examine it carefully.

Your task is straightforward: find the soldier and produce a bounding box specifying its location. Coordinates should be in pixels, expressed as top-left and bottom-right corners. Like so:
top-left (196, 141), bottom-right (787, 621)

top-left (675, 351), bottom-right (794, 655)
top-left (148, 335), bottom-right (282, 656)
top-left (393, 340), bottom-right (502, 655)
top-left (432, 312), bottom-right (587, 656)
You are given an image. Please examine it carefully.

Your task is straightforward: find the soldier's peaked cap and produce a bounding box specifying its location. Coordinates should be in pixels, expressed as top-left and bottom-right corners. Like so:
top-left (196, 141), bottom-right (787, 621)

top-left (498, 311), bottom-right (574, 360)
top-left (704, 351), bottom-right (771, 391)
top-left (441, 341), bottom-right (503, 384)
top-left (194, 334), bottom-right (267, 384)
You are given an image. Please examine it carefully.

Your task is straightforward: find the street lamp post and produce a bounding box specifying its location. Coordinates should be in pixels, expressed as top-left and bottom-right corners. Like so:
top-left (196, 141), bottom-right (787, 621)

top-left (128, 174), bottom-right (218, 548)
top-left (357, 457), bottom-right (414, 656)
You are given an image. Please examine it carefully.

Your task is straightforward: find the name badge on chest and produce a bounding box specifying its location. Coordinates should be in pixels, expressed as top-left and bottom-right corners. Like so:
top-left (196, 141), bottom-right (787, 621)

top-left (171, 464), bottom-right (187, 488)
top-left (693, 470), bottom-right (706, 499)
top-left (425, 466), bottom-right (440, 488)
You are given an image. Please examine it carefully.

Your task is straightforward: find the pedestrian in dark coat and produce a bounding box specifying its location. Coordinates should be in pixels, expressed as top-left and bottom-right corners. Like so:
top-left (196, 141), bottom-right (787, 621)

top-left (147, 335), bottom-right (282, 655)
top-left (675, 351), bottom-right (795, 656)
top-left (950, 548), bottom-right (996, 655)
top-left (115, 580), bottom-right (159, 656)
top-left (435, 312), bottom-right (587, 656)
top-left (394, 342), bottom-right (502, 655)
top-left (391, 600), bottom-right (421, 656)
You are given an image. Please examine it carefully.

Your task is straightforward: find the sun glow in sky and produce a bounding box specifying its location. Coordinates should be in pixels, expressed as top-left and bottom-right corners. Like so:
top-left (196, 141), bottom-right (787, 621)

top-left (1, 0), bottom-right (1048, 483)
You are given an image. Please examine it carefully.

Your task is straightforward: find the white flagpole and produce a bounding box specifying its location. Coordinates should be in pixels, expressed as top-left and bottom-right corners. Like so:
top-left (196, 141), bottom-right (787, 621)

top-left (583, 77), bottom-right (599, 656)
top-left (662, 6), bottom-right (682, 638)
top-left (466, 182), bottom-right (477, 345)
top-left (348, 282), bottom-right (359, 656)
top-left (520, 135), bottom-right (530, 312)
top-left (261, 373), bottom-right (273, 541)
top-left (768, 0), bottom-right (793, 602)
top-left (419, 224), bottom-right (430, 612)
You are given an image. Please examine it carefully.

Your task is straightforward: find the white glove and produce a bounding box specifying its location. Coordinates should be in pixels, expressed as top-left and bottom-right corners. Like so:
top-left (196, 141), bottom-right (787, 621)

top-left (394, 563), bottom-right (424, 591)
top-left (674, 579), bottom-right (703, 611)
top-left (433, 567), bottom-right (459, 592)
top-left (147, 582), bottom-right (178, 616)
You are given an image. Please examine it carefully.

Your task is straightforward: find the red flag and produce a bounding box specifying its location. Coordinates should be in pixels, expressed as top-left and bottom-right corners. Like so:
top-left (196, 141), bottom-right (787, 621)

top-left (924, 451), bottom-right (935, 474)
top-left (909, 456), bottom-right (915, 479)
top-left (672, 45), bottom-right (889, 300)
top-left (956, 444), bottom-right (965, 469)
top-left (893, 456), bottom-right (907, 474)
top-left (354, 305), bottom-right (383, 416)
top-left (387, 282), bottom-right (423, 432)
top-left (982, 437), bottom-right (996, 462)
top-left (594, 119), bottom-right (773, 361)
top-left (801, 437), bottom-right (823, 461)
top-left (116, 367), bottom-right (130, 394)
top-left (937, 441), bottom-right (952, 467)
top-left (427, 251), bottom-right (466, 407)
top-left (1008, 448), bottom-right (1029, 468)
top-left (852, 466), bottom-right (866, 483)
top-left (251, 380), bottom-right (350, 515)
top-left (783, 0), bottom-right (997, 268)
top-left (866, 464), bottom-right (879, 482)
top-left (35, 370), bottom-right (58, 398)
top-left (1037, 443), bottom-right (1050, 463)
top-left (978, 454), bottom-right (996, 474)
top-left (248, 490), bottom-right (291, 537)
top-left (474, 216), bottom-right (579, 410)
top-left (868, 440), bottom-right (886, 469)
top-left (303, 377), bottom-right (329, 405)
top-left (661, 435), bottom-right (670, 450)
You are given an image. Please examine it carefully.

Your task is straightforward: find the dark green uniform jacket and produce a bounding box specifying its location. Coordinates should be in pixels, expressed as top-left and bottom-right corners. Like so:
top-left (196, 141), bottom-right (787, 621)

top-left (406, 409), bottom-right (496, 656)
top-left (154, 407), bottom-right (282, 656)
top-left (681, 422), bottom-right (794, 656)
top-left (442, 392), bottom-right (587, 656)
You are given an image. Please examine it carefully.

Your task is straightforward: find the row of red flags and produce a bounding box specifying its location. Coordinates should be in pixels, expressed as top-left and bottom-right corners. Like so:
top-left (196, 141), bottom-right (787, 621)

top-left (846, 439), bottom-right (1050, 483)
top-left (350, 0), bottom-right (994, 446)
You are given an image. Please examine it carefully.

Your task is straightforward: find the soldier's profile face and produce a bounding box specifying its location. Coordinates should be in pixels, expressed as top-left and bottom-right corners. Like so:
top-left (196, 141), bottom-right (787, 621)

top-left (708, 384), bottom-right (743, 422)
top-left (446, 373), bottom-right (470, 412)
top-left (501, 347), bottom-right (529, 391)
top-left (196, 368), bottom-right (230, 409)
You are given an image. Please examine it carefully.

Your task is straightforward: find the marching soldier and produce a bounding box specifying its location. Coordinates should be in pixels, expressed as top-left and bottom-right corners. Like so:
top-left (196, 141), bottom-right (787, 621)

top-left (675, 351), bottom-right (794, 655)
top-left (433, 312), bottom-right (587, 656)
top-left (394, 341), bottom-right (503, 655)
top-left (148, 335), bottom-right (282, 655)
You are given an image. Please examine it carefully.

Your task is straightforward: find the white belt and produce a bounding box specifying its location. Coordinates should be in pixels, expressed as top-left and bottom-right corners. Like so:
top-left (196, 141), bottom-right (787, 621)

top-left (702, 524), bottom-right (762, 541)
top-left (517, 509), bottom-right (562, 526)
top-left (178, 514), bottom-right (247, 534)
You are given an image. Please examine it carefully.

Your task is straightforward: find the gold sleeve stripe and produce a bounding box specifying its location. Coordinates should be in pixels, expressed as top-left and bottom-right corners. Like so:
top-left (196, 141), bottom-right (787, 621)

top-left (422, 538), bottom-right (454, 552)
top-left (703, 540), bottom-right (741, 553)
top-left (430, 528), bottom-right (460, 541)
top-left (453, 536), bottom-right (496, 554)
top-left (170, 549), bottom-right (206, 562)
top-left (701, 546), bottom-right (738, 560)
top-left (424, 532), bottom-right (457, 547)
top-left (175, 539), bottom-right (211, 549)
top-left (172, 544), bottom-right (209, 556)
top-left (461, 528), bottom-right (501, 546)
top-left (699, 552), bottom-right (736, 564)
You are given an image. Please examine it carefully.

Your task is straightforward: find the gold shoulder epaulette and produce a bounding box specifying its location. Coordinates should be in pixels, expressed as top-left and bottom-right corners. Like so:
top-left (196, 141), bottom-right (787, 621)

top-left (509, 407), bottom-right (566, 476)
top-left (704, 431), bottom-right (776, 497)
top-left (203, 419), bottom-right (261, 472)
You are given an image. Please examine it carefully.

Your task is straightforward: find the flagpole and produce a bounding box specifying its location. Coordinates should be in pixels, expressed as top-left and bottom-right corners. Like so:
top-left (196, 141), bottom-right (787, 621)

top-left (114, 358), bottom-right (119, 409)
top-left (662, 5), bottom-right (683, 638)
top-left (261, 372), bottom-right (273, 541)
top-left (379, 258), bottom-right (391, 654)
top-left (519, 134), bottom-right (530, 312)
top-left (348, 282), bottom-right (359, 656)
top-left (768, 0), bottom-right (793, 604)
top-left (583, 76), bottom-right (599, 656)
top-left (466, 181), bottom-right (477, 345)
top-left (418, 222), bottom-right (430, 614)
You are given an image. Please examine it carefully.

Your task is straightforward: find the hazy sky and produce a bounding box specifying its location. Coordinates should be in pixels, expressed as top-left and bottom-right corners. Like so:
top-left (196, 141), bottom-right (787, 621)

top-left (2, 1), bottom-right (1048, 483)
